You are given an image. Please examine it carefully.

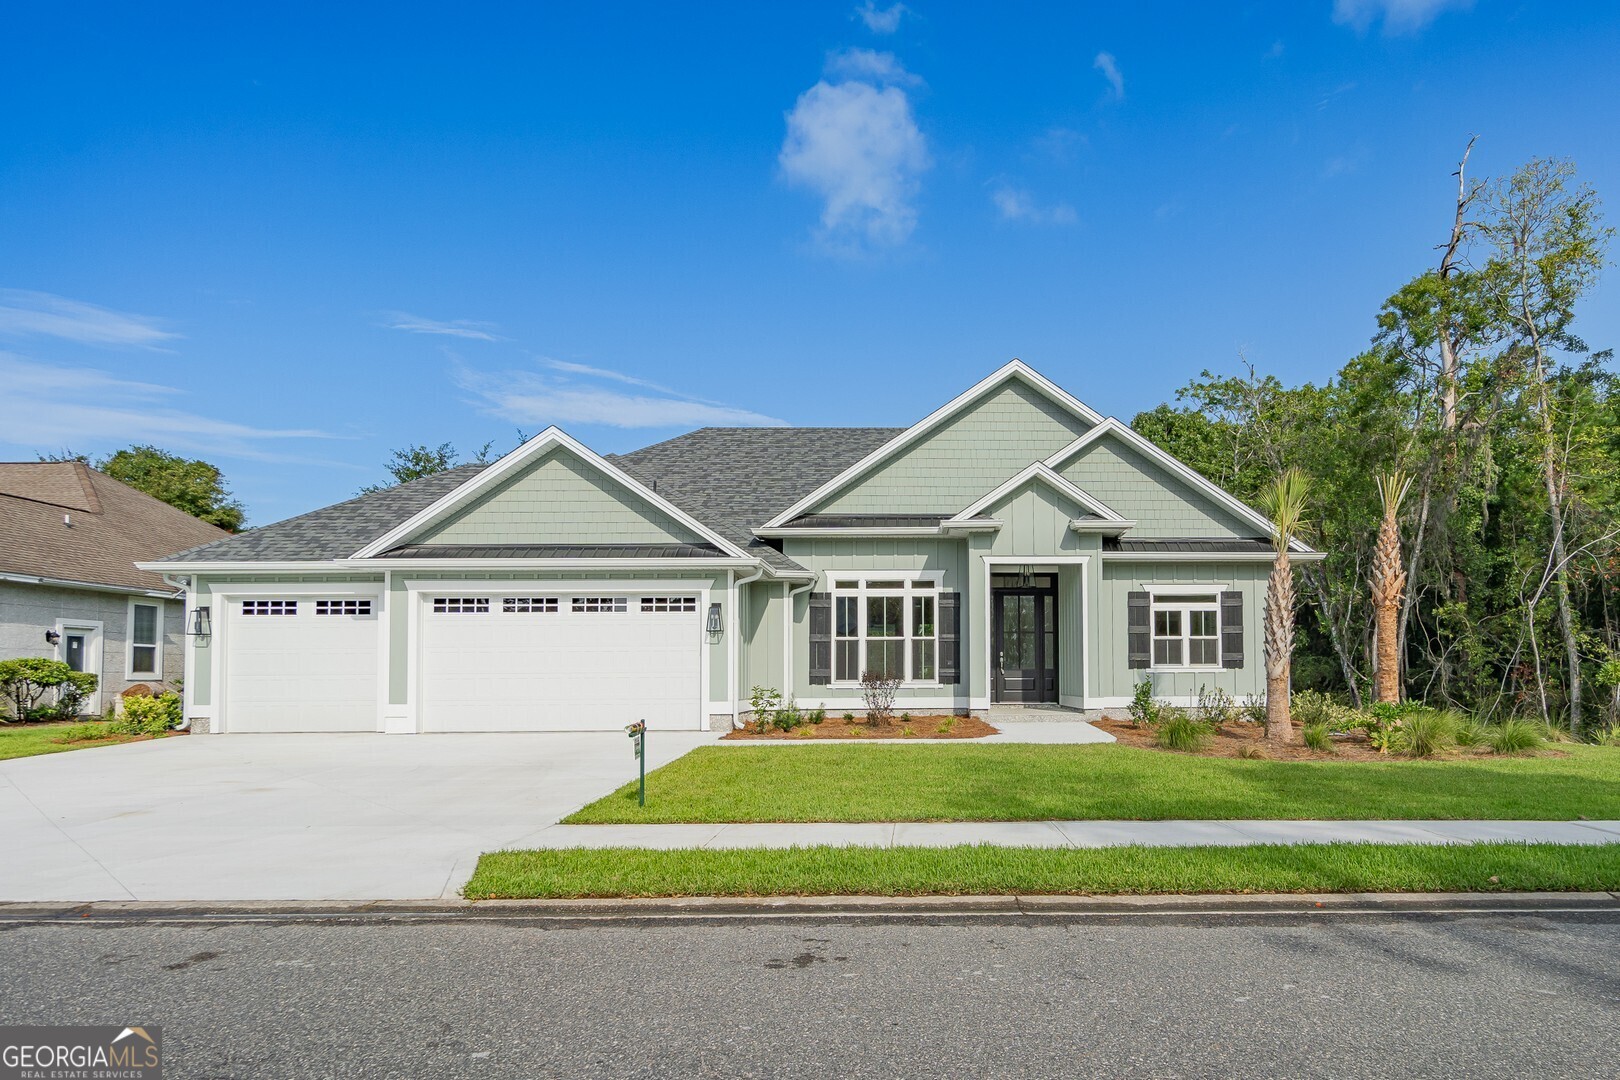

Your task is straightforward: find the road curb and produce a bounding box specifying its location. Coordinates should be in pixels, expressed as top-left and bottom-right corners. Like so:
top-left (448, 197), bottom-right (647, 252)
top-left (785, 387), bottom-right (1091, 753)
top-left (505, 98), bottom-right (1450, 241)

top-left (2, 891), bottom-right (1619, 923)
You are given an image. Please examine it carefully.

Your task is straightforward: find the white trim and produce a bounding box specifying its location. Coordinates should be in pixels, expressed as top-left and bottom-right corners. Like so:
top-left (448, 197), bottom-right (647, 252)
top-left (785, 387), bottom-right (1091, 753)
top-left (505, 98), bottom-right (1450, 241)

top-left (1146, 592), bottom-right (1222, 671)
top-left (981, 555), bottom-right (1090, 709)
top-left (1, 571), bottom-right (176, 599)
top-left (1069, 518), bottom-right (1136, 534)
top-left (755, 527), bottom-right (945, 539)
top-left (143, 556), bottom-right (754, 575)
top-left (1090, 694), bottom-right (1209, 710)
top-left (1043, 418), bottom-right (1318, 555)
top-left (1103, 551), bottom-right (1326, 563)
top-left (949, 461), bottom-right (1126, 524)
top-left (826, 573), bottom-right (945, 688)
top-left (761, 360), bottom-right (1106, 529)
top-left (123, 597), bottom-right (164, 682)
top-left (350, 426), bottom-right (751, 561)
top-left (54, 619), bottom-right (104, 714)
top-left (1142, 584), bottom-right (1231, 597)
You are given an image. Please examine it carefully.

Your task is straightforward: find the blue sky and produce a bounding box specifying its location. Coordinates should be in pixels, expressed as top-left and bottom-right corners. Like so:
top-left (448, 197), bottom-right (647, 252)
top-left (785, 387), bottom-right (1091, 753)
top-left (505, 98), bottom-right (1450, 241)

top-left (3, 1), bottom-right (1617, 525)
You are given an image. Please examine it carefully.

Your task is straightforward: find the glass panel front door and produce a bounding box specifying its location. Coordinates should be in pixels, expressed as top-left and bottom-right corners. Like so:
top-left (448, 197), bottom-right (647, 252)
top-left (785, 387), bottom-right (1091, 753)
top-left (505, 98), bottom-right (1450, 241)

top-left (993, 588), bottom-right (1058, 703)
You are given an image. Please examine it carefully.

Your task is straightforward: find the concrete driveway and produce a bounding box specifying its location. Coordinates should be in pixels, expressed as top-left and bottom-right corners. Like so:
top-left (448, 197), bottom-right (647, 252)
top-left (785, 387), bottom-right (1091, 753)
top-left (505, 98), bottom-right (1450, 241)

top-left (0, 730), bottom-right (720, 902)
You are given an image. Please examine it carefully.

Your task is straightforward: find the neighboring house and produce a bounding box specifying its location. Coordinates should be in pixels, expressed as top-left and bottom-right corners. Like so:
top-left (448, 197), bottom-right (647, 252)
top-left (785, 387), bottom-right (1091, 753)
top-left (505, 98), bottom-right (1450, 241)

top-left (144, 361), bottom-right (1322, 735)
top-left (1, 461), bottom-right (231, 713)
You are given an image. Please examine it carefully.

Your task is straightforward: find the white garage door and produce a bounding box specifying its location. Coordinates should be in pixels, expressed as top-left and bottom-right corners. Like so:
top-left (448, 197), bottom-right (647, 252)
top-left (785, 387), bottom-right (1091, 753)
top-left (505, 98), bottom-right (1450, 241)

top-left (223, 597), bottom-right (380, 732)
top-left (418, 591), bottom-right (703, 731)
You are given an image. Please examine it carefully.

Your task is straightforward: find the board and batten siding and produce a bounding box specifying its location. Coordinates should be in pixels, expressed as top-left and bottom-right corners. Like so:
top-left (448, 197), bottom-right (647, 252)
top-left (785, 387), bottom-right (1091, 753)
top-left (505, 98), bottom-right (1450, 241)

top-left (738, 579), bottom-right (785, 697)
top-left (780, 537), bottom-right (970, 707)
top-left (1057, 438), bottom-right (1259, 539)
top-left (418, 446), bottom-right (703, 546)
top-left (818, 380), bottom-right (1094, 515)
top-left (1095, 561), bottom-right (1270, 703)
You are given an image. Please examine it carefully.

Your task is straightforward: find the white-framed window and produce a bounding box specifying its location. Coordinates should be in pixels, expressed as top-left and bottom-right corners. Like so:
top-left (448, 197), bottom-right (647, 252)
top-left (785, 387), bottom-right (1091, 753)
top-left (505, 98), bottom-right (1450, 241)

top-left (241, 600), bottom-right (297, 616)
top-left (641, 596), bottom-right (697, 613)
top-left (1152, 594), bottom-right (1220, 669)
top-left (572, 596), bottom-right (628, 614)
top-left (432, 597), bottom-right (490, 614)
top-left (127, 600), bottom-right (161, 678)
top-left (831, 576), bottom-right (939, 684)
top-left (503, 597), bottom-right (559, 614)
top-left (315, 599), bottom-right (372, 617)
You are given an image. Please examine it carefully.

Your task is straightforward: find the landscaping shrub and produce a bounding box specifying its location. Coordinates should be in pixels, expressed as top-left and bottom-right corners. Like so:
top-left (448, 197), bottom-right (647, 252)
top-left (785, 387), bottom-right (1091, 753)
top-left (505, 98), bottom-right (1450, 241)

top-left (0, 658), bottom-right (98, 722)
top-left (748, 686), bottom-right (783, 734)
top-left (771, 701), bottom-right (803, 732)
top-left (1197, 685), bottom-right (1240, 727)
top-left (1292, 689), bottom-right (1361, 732)
top-left (842, 712), bottom-right (855, 723)
top-left (1128, 680), bottom-right (1161, 728)
top-left (860, 670), bottom-right (901, 725)
top-left (1240, 694), bottom-right (1267, 725)
top-left (1301, 722), bottom-right (1334, 753)
top-left (936, 717), bottom-right (958, 735)
top-left (1487, 718), bottom-right (1547, 755)
top-left (807, 707), bottom-right (826, 726)
top-left (1394, 709), bottom-right (1458, 758)
top-left (110, 692), bottom-right (181, 736)
top-left (1593, 727), bottom-right (1620, 747)
top-left (1153, 710), bottom-right (1212, 752)
top-left (1236, 743), bottom-right (1269, 760)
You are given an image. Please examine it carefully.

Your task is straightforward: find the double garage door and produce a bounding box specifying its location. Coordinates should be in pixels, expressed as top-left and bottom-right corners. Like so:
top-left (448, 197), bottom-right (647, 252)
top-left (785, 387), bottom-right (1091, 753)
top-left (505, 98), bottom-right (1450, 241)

top-left (222, 588), bottom-right (704, 732)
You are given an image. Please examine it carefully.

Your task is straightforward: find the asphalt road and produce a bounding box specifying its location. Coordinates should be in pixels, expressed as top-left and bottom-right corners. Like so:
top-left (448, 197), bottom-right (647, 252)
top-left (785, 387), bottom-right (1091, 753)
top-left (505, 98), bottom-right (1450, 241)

top-left (2, 910), bottom-right (1617, 1079)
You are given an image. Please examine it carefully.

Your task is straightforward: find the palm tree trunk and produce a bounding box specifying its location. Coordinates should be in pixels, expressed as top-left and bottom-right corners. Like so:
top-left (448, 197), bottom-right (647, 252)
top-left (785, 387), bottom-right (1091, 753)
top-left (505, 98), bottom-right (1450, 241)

top-left (1264, 551), bottom-right (1296, 745)
top-left (1372, 509), bottom-right (1405, 704)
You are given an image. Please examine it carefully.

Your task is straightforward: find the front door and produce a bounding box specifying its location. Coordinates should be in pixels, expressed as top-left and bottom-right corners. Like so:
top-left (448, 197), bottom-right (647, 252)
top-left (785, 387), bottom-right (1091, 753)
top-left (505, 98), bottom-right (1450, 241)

top-left (992, 575), bottom-right (1058, 703)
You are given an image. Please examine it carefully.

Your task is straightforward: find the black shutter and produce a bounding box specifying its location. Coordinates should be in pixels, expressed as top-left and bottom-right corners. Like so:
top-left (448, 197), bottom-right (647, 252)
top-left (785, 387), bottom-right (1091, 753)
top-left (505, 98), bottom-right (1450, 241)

top-left (938, 591), bottom-right (961, 685)
top-left (808, 592), bottom-right (831, 685)
top-left (1127, 591), bottom-right (1151, 669)
top-left (1220, 590), bottom-right (1244, 669)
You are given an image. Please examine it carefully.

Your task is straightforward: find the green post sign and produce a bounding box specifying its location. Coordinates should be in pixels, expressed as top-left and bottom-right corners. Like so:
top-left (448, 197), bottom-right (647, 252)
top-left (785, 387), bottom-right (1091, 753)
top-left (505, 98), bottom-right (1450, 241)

top-left (625, 720), bottom-right (646, 807)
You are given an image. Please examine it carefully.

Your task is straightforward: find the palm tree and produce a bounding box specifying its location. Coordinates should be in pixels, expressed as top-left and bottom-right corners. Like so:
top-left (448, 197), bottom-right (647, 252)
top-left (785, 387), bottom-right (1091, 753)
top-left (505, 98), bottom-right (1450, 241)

top-left (1259, 468), bottom-right (1311, 745)
top-left (1370, 472), bottom-right (1414, 705)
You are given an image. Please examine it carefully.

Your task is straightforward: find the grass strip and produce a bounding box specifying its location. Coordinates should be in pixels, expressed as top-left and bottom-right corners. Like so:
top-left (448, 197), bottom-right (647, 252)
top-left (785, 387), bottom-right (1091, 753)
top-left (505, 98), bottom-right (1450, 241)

top-left (0, 721), bottom-right (159, 761)
top-left (565, 743), bottom-right (1620, 824)
top-left (464, 841), bottom-right (1620, 899)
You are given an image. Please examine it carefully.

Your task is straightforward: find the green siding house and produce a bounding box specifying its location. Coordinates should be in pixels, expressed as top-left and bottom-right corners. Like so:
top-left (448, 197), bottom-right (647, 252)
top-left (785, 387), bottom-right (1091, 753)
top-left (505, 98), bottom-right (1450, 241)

top-left (144, 361), bottom-right (1321, 734)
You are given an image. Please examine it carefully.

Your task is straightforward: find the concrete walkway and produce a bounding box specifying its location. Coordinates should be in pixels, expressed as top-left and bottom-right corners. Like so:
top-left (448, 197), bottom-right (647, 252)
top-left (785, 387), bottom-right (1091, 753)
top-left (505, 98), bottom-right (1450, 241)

top-left (523, 818), bottom-right (1620, 850)
top-left (714, 720), bottom-right (1116, 746)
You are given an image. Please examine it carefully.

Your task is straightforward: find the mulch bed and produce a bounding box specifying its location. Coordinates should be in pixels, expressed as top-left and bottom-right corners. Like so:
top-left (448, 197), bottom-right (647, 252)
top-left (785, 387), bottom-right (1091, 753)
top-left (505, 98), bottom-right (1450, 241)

top-left (1094, 716), bottom-right (1394, 761)
top-left (724, 715), bottom-right (999, 741)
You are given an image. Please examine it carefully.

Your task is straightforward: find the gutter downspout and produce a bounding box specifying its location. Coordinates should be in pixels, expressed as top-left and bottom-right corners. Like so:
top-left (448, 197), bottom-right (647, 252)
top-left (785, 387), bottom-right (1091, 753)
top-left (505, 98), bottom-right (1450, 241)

top-left (785, 575), bottom-right (818, 705)
top-left (161, 574), bottom-right (193, 731)
top-left (729, 564), bottom-right (767, 729)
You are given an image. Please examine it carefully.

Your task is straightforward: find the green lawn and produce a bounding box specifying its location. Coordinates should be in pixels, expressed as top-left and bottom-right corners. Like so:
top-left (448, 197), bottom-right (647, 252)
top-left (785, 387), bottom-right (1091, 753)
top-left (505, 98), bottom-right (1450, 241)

top-left (565, 743), bottom-right (1620, 824)
top-left (465, 842), bottom-right (1620, 899)
top-left (0, 721), bottom-right (162, 761)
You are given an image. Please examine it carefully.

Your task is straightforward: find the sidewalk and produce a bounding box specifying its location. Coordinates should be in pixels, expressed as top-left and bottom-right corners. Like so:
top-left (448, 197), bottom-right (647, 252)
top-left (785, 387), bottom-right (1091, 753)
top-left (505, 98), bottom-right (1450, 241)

top-left (523, 818), bottom-right (1620, 850)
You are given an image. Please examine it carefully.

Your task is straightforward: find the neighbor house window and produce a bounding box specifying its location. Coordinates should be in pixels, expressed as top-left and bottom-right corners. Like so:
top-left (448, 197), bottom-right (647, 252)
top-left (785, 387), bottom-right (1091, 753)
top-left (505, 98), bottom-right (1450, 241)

top-left (1152, 594), bottom-right (1220, 668)
top-left (831, 577), bottom-right (939, 684)
top-left (129, 601), bottom-right (160, 677)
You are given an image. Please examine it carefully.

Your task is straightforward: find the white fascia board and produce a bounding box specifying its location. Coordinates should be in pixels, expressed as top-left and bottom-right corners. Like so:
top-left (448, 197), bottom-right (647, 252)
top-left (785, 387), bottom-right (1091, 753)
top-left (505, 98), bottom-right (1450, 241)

top-left (759, 360), bottom-right (1107, 529)
top-left (141, 557), bottom-right (758, 575)
top-left (349, 427), bottom-right (750, 561)
top-left (1, 571), bottom-right (178, 599)
top-left (1069, 518), bottom-right (1136, 535)
top-left (949, 461), bottom-right (1126, 523)
top-left (1045, 418), bottom-right (1319, 556)
top-left (754, 526), bottom-right (945, 539)
top-left (1100, 550), bottom-right (1327, 563)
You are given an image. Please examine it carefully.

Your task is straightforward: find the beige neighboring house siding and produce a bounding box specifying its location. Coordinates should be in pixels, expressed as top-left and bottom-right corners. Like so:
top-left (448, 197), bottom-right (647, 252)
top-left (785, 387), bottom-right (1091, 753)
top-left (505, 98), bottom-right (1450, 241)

top-left (416, 445), bottom-right (706, 546)
top-left (818, 380), bottom-right (1095, 514)
top-left (0, 581), bottom-right (181, 705)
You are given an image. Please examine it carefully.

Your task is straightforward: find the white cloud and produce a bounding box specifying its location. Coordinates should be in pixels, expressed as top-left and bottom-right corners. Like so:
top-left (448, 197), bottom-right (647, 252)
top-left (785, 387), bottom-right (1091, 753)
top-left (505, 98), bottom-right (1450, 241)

top-left (0, 289), bottom-right (179, 348)
top-left (1264, 39), bottom-right (1285, 59)
top-left (1033, 126), bottom-right (1087, 163)
top-left (824, 47), bottom-right (921, 87)
top-left (0, 353), bottom-right (338, 461)
top-left (854, 1), bottom-right (907, 33)
top-left (1332, 0), bottom-right (1473, 33)
top-left (382, 311), bottom-right (504, 341)
top-left (779, 52), bottom-right (931, 252)
top-left (990, 185), bottom-right (1077, 226)
top-left (455, 360), bottom-right (785, 429)
top-left (1093, 52), bottom-right (1124, 100)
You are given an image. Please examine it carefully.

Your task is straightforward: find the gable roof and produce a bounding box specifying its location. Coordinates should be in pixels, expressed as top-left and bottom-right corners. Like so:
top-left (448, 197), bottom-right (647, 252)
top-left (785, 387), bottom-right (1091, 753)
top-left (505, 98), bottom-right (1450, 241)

top-left (947, 461), bottom-right (1127, 525)
top-left (760, 360), bottom-right (1103, 529)
top-left (0, 462), bottom-right (231, 593)
top-left (350, 427), bottom-right (750, 560)
top-left (610, 426), bottom-right (905, 572)
top-left (155, 465), bottom-right (487, 564)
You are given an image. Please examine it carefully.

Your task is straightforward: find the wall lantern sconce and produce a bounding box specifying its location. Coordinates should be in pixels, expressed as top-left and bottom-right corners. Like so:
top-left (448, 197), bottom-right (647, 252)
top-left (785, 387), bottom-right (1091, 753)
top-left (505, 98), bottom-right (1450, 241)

top-left (189, 606), bottom-right (212, 638)
top-left (706, 602), bottom-right (723, 644)
top-left (44, 629), bottom-right (61, 646)
top-left (1016, 565), bottom-right (1035, 588)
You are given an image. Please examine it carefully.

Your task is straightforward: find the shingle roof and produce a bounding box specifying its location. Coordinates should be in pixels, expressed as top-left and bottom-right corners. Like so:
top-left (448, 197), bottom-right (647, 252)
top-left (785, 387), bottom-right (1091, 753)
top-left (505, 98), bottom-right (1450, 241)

top-left (609, 427), bottom-right (904, 572)
top-left (378, 543), bottom-right (724, 559)
top-left (153, 427), bottom-right (908, 573)
top-left (1104, 537), bottom-right (1272, 554)
top-left (157, 465), bottom-right (488, 563)
top-left (0, 462), bottom-right (231, 592)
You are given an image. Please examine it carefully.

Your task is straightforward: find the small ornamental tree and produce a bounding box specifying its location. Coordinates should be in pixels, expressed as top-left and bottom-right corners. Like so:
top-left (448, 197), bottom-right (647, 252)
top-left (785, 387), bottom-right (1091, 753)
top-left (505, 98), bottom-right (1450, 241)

top-left (860, 669), bottom-right (901, 726)
top-left (0, 658), bottom-right (98, 721)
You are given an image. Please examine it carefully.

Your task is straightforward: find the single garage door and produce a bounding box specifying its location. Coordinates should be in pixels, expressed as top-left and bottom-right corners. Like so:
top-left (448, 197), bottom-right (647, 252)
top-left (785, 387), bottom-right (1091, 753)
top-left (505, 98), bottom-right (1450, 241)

top-left (418, 591), bottom-right (703, 731)
top-left (223, 596), bottom-right (380, 732)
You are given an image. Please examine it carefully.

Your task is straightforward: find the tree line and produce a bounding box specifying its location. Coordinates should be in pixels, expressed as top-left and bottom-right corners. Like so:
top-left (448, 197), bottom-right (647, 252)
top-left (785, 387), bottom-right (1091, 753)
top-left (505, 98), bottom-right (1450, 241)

top-left (1135, 146), bottom-right (1617, 733)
